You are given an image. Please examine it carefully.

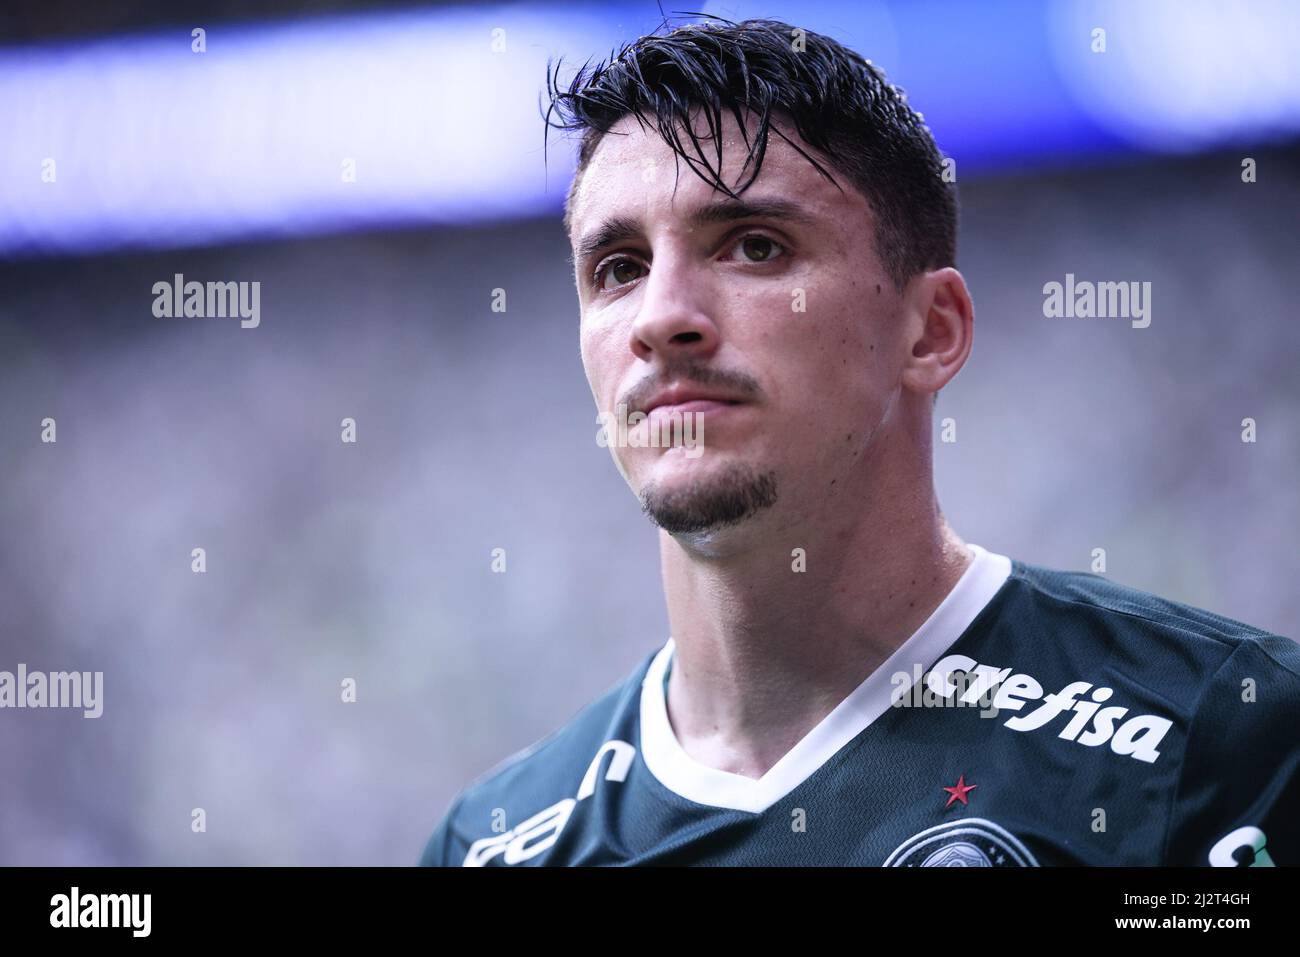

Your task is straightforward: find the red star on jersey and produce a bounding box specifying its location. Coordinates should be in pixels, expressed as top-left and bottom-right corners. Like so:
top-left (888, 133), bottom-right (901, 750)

top-left (943, 774), bottom-right (978, 808)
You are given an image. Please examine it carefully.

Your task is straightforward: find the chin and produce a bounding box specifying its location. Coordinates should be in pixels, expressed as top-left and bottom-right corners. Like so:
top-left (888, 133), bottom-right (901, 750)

top-left (634, 459), bottom-right (779, 536)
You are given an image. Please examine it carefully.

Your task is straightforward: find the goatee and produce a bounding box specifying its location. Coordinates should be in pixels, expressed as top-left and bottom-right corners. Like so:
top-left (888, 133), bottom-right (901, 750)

top-left (639, 465), bottom-right (778, 534)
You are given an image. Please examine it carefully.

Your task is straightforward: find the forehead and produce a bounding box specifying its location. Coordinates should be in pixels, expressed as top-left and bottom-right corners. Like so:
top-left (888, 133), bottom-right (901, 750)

top-left (568, 108), bottom-right (868, 241)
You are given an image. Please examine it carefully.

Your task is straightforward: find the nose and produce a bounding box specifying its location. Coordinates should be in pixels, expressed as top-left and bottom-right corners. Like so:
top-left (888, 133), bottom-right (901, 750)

top-left (628, 255), bottom-right (721, 364)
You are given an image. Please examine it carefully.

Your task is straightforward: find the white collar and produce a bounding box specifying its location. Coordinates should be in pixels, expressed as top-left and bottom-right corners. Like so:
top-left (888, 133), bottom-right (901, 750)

top-left (638, 543), bottom-right (1012, 813)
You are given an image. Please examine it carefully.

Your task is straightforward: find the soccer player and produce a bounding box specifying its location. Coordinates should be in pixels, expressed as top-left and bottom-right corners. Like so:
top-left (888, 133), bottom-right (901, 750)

top-left (421, 18), bottom-right (1300, 866)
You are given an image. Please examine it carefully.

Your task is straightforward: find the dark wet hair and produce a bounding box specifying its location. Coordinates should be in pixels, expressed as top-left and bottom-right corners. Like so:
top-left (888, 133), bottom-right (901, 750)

top-left (543, 16), bottom-right (957, 291)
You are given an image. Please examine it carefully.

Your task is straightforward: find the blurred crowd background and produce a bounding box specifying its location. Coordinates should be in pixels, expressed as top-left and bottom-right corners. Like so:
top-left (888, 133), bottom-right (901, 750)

top-left (1, 0), bottom-right (1297, 864)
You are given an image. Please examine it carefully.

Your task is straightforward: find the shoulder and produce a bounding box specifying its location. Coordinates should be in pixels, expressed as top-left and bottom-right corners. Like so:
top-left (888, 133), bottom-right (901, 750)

top-left (991, 557), bottom-right (1300, 863)
top-left (1159, 623), bottom-right (1300, 865)
top-left (995, 555), bottom-right (1300, 726)
top-left (418, 646), bottom-right (659, 866)
top-left (996, 557), bottom-right (1297, 690)
top-left (458, 658), bottom-right (645, 804)
top-left (1005, 558), bottom-right (1285, 650)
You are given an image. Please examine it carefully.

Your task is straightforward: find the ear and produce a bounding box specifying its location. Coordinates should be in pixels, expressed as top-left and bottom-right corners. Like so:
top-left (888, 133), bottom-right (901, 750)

top-left (899, 267), bottom-right (974, 400)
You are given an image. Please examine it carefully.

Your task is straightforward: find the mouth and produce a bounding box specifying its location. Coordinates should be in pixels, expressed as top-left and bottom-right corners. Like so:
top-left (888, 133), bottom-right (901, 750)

top-left (640, 384), bottom-right (748, 419)
top-left (646, 397), bottom-right (742, 419)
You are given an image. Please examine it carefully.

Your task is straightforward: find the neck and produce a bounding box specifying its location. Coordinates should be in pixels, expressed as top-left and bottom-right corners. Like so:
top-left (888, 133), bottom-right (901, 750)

top-left (657, 427), bottom-right (971, 780)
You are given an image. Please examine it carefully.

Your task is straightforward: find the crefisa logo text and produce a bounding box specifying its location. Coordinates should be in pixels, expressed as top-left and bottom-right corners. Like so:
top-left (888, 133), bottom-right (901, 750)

top-left (891, 654), bottom-right (1173, 763)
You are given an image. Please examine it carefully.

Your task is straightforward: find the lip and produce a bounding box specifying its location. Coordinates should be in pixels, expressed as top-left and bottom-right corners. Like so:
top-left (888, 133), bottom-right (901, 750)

top-left (646, 399), bottom-right (739, 422)
top-left (642, 387), bottom-right (746, 417)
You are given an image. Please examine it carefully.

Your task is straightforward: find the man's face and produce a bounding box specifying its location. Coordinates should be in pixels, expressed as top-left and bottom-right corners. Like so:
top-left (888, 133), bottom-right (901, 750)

top-left (569, 109), bottom-right (910, 538)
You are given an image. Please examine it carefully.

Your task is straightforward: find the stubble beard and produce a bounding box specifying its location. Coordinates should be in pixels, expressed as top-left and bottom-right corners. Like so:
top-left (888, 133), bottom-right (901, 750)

top-left (637, 462), bottom-right (778, 535)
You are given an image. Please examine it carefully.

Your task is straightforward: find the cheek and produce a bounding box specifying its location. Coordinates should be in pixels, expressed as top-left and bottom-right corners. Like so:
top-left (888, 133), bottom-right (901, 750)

top-left (578, 334), bottom-right (596, 392)
top-left (579, 323), bottom-right (622, 404)
top-left (777, 293), bottom-right (874, 384)
top-left (779, 295), bottom-right (892, 431)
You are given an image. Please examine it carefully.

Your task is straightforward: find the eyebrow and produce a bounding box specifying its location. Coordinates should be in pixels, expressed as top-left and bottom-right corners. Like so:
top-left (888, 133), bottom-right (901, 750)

top-left (571, 197), bottom-right (818, 266)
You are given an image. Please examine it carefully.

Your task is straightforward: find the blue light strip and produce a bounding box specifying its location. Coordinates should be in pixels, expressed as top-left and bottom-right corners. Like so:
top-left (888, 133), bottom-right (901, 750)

top-left (1, 0), bottom-right (1295, 257)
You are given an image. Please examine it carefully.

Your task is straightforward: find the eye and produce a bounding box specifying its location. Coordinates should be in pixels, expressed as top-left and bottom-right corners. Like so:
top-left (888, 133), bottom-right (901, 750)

top-left (590, 233), bottom-right (786, 294)
top-left (727, 233), bottom-right (786, 264)
top-left (593, 257), bottom-right (646, 292)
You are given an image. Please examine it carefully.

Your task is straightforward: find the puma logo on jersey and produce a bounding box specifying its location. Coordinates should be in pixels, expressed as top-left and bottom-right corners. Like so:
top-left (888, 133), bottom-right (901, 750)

top-left (463, 739), bottom-right (635, 866)
top-left (921, 654), bottom-right (1175, 762)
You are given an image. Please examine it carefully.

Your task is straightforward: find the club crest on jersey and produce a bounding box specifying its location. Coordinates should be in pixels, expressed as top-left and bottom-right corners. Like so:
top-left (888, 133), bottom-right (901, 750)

top-left (896, 654), bottom-right (1175, 763)
top-left (885, 818), bottom-right (1040, 867)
